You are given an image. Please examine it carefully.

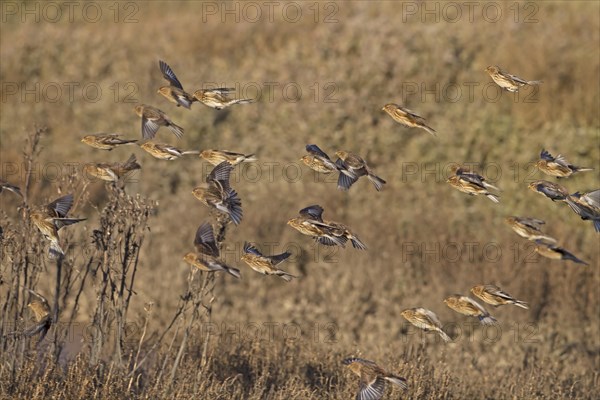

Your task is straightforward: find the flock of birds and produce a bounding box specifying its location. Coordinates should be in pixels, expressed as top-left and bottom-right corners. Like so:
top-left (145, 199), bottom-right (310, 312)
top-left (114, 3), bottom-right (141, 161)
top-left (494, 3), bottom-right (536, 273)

top-left (1, 61), bottom-right (598, 400)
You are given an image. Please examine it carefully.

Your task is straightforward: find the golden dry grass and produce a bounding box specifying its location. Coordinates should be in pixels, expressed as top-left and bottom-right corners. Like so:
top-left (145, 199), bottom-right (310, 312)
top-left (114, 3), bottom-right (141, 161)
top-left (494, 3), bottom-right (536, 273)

top-left (1, 1), bottom-right (599, 399)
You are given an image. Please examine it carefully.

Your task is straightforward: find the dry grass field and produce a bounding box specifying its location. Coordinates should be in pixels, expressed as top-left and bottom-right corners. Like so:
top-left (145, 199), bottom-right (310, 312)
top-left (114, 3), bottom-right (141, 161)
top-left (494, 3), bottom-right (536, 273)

top-left (1, 1), bottom-right (599, 399)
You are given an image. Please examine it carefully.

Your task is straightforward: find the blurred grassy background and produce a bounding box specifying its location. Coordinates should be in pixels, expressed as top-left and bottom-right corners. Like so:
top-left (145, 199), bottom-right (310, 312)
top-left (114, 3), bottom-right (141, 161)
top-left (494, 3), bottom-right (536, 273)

top-left (1, 1), bottom-right (599, 398)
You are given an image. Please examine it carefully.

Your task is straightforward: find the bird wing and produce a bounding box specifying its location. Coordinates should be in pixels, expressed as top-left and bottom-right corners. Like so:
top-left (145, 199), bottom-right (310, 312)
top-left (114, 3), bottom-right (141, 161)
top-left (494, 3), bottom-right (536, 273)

top-left (47, 194), bottom-right (74, 218)
top-left (299, 205), bottom-right (325, 221)
top-left (159, 60), bottom-right (184, 90)
top-left (243, 242), bottom-right (263, 256)
top-left (194, 222), bottom-right (219, 257)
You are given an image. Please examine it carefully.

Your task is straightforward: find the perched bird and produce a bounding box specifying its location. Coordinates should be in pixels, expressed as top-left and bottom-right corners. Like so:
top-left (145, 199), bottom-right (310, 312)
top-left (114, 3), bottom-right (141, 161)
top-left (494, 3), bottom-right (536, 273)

top-left (485, 65), bottom-right (542, 92)
top-left (447, 166), bottom-right (500, 203)
top-left (536, 149), bottom-right (593, 178)
top-left (81, 133), bottom-right (138, 151)
top-left (157, 60), bottom-right (195, 109)
top-left (199, 149), bottom-right (257, 166)
top-left (342, 357), bottom-right (408, 400)
top-left (134, 104), bottom-right (184, 139)
top-left (504, 216), bottom-right (557, 245)
top-left (300, 144), bottom-right (341, 174)
top-left (0, 179), bottom-right (23, 197)
top-left (84, 154), bottom-right (141, 182)
top-left (24, 288), bottom-right (51, 339)
top-left (192, 88), bottom-right (253, 110)
top-left (535, 243), bottom-right (589, 265)
top-left (444, 295), bottom-right (497, 325)
top-left (527, 180), bottom-right (569, 202)
top-left (565, 190), bottom-right (600, 232)
top-left (382, 103), bottom-right (436, 136)
top-left (139, 141), bottom-right (199, 160)
top-left (401, 308), bottom-right (451, 342)
top-left (192, 162), bottom-right (243, 225)
top-left (183, 221), bottom-right (241, 278)
top-left (30, 193), bottom-right (86, 257)
top-left (335, 150), bottom-right (386, 191)
top-left (471, 284), bottom-right (529, 309)
top-left (241, 242), bottom-right (296, 281)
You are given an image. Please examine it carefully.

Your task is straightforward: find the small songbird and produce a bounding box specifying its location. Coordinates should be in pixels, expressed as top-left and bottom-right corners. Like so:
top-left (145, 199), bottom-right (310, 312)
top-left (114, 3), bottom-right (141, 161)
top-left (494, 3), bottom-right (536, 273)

top-left (401, 308), bottom-right (451, 342)
top-left (335, 150), bottom-right (386, 191)
top-left (183, 221), bottom-right (241, 278)
top-left (485, 65), bottom-right (542, 92)
top-left (447, 166), bottom-right (500, 203)
top-left (24, 288), bottom-right (51, 339)
top-left (321, 220), bottom-right (367, 250)
top-left (535, 243), bottom-right (589, 265)
top-left (382, 103), bottom-right (436, 136)
top-left (504, 216), bottom-right (557, 245)
top-left (134, 104), bottom-right (184, 139)
top-left (471, 284), bottom-right (529, 309)
top-left (241, 242), bottom-right (296, 281)
top-left (0, 179), bottom-right (23, 197)
top-left (199, 149), bottom-right (257, 166)
top-left (300, 144), bottom-right (341, 174)
top-left (342, 357), bottom-right (408, 400)
top-left (444, 295), bottom-right (497, 325)
top-left (192, 88), bottom-right (253, 110)
top-left (30, 193), bottom-right (86, 257)
top-left (192, 162), bottom-right (243, 225)
top-left (84, 154), bottom-right (141, 182)
top-left (139, 141), bottom-right (199, 160)
top-left (536, 149), bottom-right (593, 178)
top-left (81, 133), bottom-right (138, 151)
top-left (565, 190), bottom-right (600, 232)
top-left (527, 180), bottom-right (569, 202)
top-left (157, 60), bottom-right (195, 109)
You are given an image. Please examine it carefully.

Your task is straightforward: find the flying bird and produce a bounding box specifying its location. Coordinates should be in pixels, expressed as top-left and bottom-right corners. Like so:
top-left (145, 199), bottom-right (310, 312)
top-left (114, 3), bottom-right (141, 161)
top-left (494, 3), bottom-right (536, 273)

top-left (534, 243), bottom-right (589, 265)
top-left (84, 154), bottom-right (141, 182)
top-left (536, 149), bottom-right (593, 178)
top-left (134, 104), bottom-right (184, 139)
top-left (24, 288), bottom-right (51, 339)
top-left (300, 144), bottom-right (341, 174)
top-left (485, 65), bottom-right (542, 92)
top-left (182, 221), bottom-right (241, 278)
top-left (199, 150), bottom-right (257, 166)
top-left (81, 133), bottom-right (138, 151)
top-left (471, 284), bottom-right (529, 309)
top-left (335, 150), bottom-right (386, 191)
top-left (504, 216), bottom-right (557, 245)
top-left (401, 308), bottom-right (451, 342)
top-left (565, 191), bottom-right (600, 232)
top-left (444, 295), bottom-right (497, 325)
top-left (192, 161), bottom-right (243, 225)
top-left (30, 193), bottom-right (86, 257)
top-left (342, 357), bottom-right (408, 400)
top-left (192, 88), bottom-right (253, 110)
top-left (382, 103), bottom-right (436, 136)
top-left (447, 166), bottom-right (500, 203)
top-left (139, 141), bottom-right (199, 160)
top-left (241, 242), bottom-right (296, 281)
top-left (527, 180), bottom-right (569, 202)
top-left (0, 179), bottom-right (23, 198)
top-left (157, 60), bottom-right (195, 109)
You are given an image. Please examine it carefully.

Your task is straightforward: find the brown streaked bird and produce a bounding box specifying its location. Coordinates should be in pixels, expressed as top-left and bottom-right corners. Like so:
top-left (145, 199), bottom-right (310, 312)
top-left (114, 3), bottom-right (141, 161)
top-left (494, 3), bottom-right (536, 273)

top-left (504, 216), bottom-right (557, 245)
top-left (81, 133), bottom-right (138, 151)
top-left (527, 180), bottom-right (569, 202)
top-left (321, 220), bottom-right (367, 250)
top-left (241, 242), bottom-right (296, 281)
top-left (140, 141), bottom-right (200, 160)
top-left (535, 243), bottom-right (589, 265)
top-left (199, 149), bottom-right (257, 166)
top-left (342, 357), bottom-right (408, 400)
top-left (182, 221), bottom-right (241, 278)
top-left (84, 154), bottom-right (141, 182)
top-left (287, 205), bottom-right (362, 248)
top-left (30, 193), bottom-right (86, 257)
top-left (401, 308), bottom-right (451, 342)
top-left (157, 60), bottom-right (195, 109)
top-left (300, 144), bottom-right (341, 174)
top-left (335, 150), bottom-right (386, 191)
top-left (134, 104), bottom-right (184, 139)
top-left (471, 284), bottom-right (529, 309)
top-left (24, 288), bottom-right (51, 339)
top-left (536, 149), bottom-right (593, 178)
top-left (565, 190), bottom-right (600, 232)
top-left (447, 166), bottom-right (500, 203)
top-left (485, 65), bottom-right (542, 92)
top-left (444, 295), bottom-right (497, 325)
top-left (382, 103), bottom-right (436, 136)
top-left (192, 88), bottom-right (253, 110)
top-left (192, 161), bottom-right (243, 225)
top-left (0, 179), bottom-right (23, 197)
